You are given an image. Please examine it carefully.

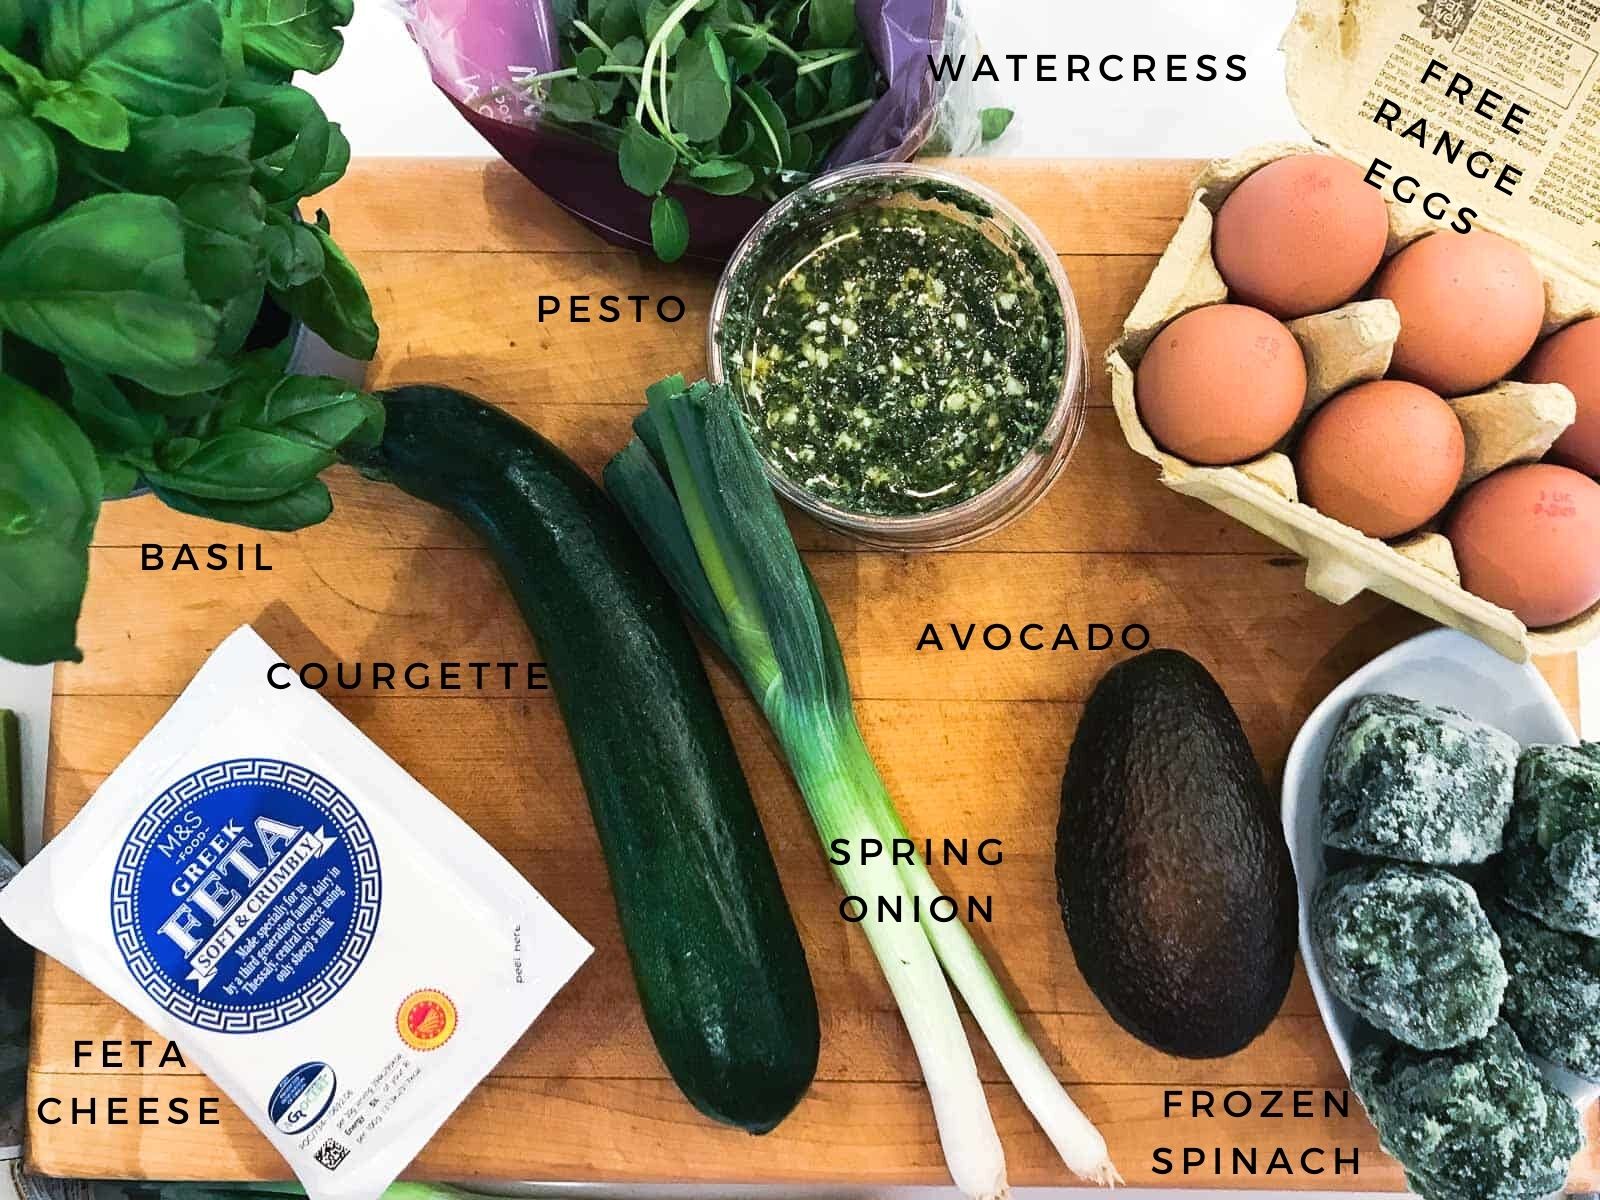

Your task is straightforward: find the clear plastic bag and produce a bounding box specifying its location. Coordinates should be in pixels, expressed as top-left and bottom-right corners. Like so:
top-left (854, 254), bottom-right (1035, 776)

top-left (402, 0), bottom-right (988, 259)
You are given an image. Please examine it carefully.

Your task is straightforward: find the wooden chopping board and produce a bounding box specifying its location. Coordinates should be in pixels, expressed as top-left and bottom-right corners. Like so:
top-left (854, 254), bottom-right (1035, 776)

top-left (23, 159), bottom-right (1597, 1191)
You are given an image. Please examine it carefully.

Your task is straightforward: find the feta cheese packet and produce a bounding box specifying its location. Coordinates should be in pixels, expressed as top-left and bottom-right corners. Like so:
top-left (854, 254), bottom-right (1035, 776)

top-left (0, 626), bottom-right (592, 1200)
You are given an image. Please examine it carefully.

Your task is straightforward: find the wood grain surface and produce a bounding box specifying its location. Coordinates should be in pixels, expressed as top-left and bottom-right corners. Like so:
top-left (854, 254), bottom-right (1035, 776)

top-left (25, 159), bottom-right (1596, 1191)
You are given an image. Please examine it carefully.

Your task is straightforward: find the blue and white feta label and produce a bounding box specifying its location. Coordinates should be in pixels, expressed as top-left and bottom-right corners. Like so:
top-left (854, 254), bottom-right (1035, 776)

top-left (111, 758), bottom-right (382, 1034)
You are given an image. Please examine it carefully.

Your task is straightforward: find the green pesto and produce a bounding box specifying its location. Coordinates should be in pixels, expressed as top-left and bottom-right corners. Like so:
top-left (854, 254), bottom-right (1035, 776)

top-left (728, 206), bottom-right (1063, 516)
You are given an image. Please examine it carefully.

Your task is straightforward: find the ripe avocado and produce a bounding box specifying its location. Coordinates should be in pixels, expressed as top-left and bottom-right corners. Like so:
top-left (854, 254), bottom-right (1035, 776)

top-left (1057, 649), bottom-right (1296, 1058)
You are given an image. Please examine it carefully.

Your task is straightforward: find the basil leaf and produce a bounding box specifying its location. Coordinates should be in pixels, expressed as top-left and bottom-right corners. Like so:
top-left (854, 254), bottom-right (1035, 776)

top-left (216, 0), bottom-right (244, 75)
top-left (178, 179), bottom-right (265, 301)
top-left (257, 373), bottom-right (381, 451)
top-left (650, 193), bottom-right (688, 263)
top-left (41, 0), bottom-right (228, 119)
top-left (618, 116), bottom-right (676, 195)
top-left (312, 119), bottom-right (349, 191)
top-left (31, 83), bottom-right (130, 150)
top-left (0, 88), bottom-right (55, 233)
top-left (177, 178), bottom-right (265, 355)
top-left (117, 107), bottom-right (256, 193)
top-left (668, 27), bottom-right (730, 143)
top-left (229, 332), bottom-right (293, 383)
top-left (97, 455), bottom-right (140, 499)
top-left (133, 384), bottom-right (226, 418)
top-left (0, 45), bottom-right (132, 152)
top-left (0, 373), bottom-right (100, 665)
top-left (0, 41), bottom-right (47, 97)
top-left (216, 0), bottom-right (353, 78)
top-left (980, 106), bottom-right (1014, 143)
top-left (149, 370), bottom-right (375, 525)
top-left (227, 77), bottom-right (332, 202)
top-left (0, 0), bottom-right (24, 50)
top-left (63, 362), bottom-right (164, 452)
top-left (155, 433), bottom-right (201, 469)
top-left (0, 194), bottom-right (222, 394)
top-left (269, 212), bottom-right (377, 360)
top-left (0, 329), bottom-right (64, 396)
top-left (263, 209), bottom-right (325, 289)
top-left (143, 425), bottom-right (331, 499)
top-left (152, 476), bottom-right (331, 529)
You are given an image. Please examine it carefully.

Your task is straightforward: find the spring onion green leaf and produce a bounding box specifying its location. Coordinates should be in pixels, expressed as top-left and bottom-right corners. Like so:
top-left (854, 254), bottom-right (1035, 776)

top-left (605, 379), bottom-right (1121, 1195)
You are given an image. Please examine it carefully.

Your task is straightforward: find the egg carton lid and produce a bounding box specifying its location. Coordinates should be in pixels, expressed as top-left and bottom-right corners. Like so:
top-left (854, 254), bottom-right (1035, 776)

top-left (1281, 0), bottom-right (1600, 293)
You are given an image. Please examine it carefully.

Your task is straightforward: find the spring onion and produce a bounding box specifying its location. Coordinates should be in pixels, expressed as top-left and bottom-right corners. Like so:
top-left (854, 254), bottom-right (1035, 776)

top-left (605, 378), bottom-right (1120, 1195)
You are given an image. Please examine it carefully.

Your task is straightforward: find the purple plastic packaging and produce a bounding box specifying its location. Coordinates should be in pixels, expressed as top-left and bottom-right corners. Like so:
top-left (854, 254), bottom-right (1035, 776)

top-left (405, 0), bottom-right (960, 261)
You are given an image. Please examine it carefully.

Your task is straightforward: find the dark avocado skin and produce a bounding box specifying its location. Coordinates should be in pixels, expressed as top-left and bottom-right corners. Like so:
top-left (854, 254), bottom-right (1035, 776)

top-left (1057, 649), bottom-right (1296, 1058)
top-left (351, 386), bottom-right (820, 1133)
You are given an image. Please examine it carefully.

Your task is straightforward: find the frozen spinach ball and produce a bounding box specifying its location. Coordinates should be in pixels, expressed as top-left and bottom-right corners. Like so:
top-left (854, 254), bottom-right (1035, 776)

top-left (1502, 743), bottom-right (1600, 936)
top-left (1352, 1022), bottom-right (1581, 1200)
top-left (1314, 864), bottom-right (1505, 1049)
top-left (1492, 903), bottom-right (1600, 1081)
top-left (1321, 694), bottom-right (1519, 864)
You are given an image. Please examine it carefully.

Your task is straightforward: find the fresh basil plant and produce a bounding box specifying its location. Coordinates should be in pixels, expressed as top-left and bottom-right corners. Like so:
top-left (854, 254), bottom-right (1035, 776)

top-left (0, 0), bottom-right (380, 667)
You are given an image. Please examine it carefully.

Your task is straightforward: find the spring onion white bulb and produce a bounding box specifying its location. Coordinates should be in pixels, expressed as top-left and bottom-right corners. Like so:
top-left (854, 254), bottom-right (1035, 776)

top-left (605, 378), bottom-right (1119, 1194)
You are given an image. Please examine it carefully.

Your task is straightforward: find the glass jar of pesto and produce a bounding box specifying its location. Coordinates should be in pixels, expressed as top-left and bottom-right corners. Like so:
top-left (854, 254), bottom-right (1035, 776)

top-left (709, 164), bottom-right (1087, 549)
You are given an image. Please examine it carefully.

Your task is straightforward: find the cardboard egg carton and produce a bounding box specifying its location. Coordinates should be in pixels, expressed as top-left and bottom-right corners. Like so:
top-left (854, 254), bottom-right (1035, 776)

top-left (1108, 0), bottom-right (1600, 663)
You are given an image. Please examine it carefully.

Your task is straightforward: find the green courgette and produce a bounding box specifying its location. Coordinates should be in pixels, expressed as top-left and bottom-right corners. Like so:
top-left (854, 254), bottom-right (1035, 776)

top-left (348, 385), bottom-right (819, 1133)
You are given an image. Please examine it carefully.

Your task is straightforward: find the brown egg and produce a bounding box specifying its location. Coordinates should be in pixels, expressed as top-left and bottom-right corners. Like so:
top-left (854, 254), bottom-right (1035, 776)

top-left (1523, 318), bottom-right (1600, 477)
top-left (1295, 380), bottom-right (1465, 539)
top-left (1213, 154), bottom-right (1390, 320)
top-left (1448, 464), bottom-right (1600, 627)
top-left (1135, 304), bottom-right (1306, 466)
top-left (1371, 230), bottom-right (1545, 396)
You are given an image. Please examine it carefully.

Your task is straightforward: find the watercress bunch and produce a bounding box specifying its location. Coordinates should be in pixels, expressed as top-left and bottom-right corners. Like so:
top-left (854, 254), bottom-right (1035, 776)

top-left (0, 0), bottom-right (380, 667)
top-left (526, 0), bottom-right (1009, 261)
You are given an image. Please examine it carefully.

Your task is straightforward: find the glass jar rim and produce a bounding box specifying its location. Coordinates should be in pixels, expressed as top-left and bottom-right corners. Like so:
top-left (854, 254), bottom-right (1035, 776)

top-left (707, 161), bottom-right (1087, 546)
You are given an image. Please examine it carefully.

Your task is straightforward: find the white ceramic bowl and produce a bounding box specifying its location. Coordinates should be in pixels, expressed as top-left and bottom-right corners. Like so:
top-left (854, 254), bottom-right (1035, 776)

top-left (1282, 627), bottom-right (1599, 1109)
